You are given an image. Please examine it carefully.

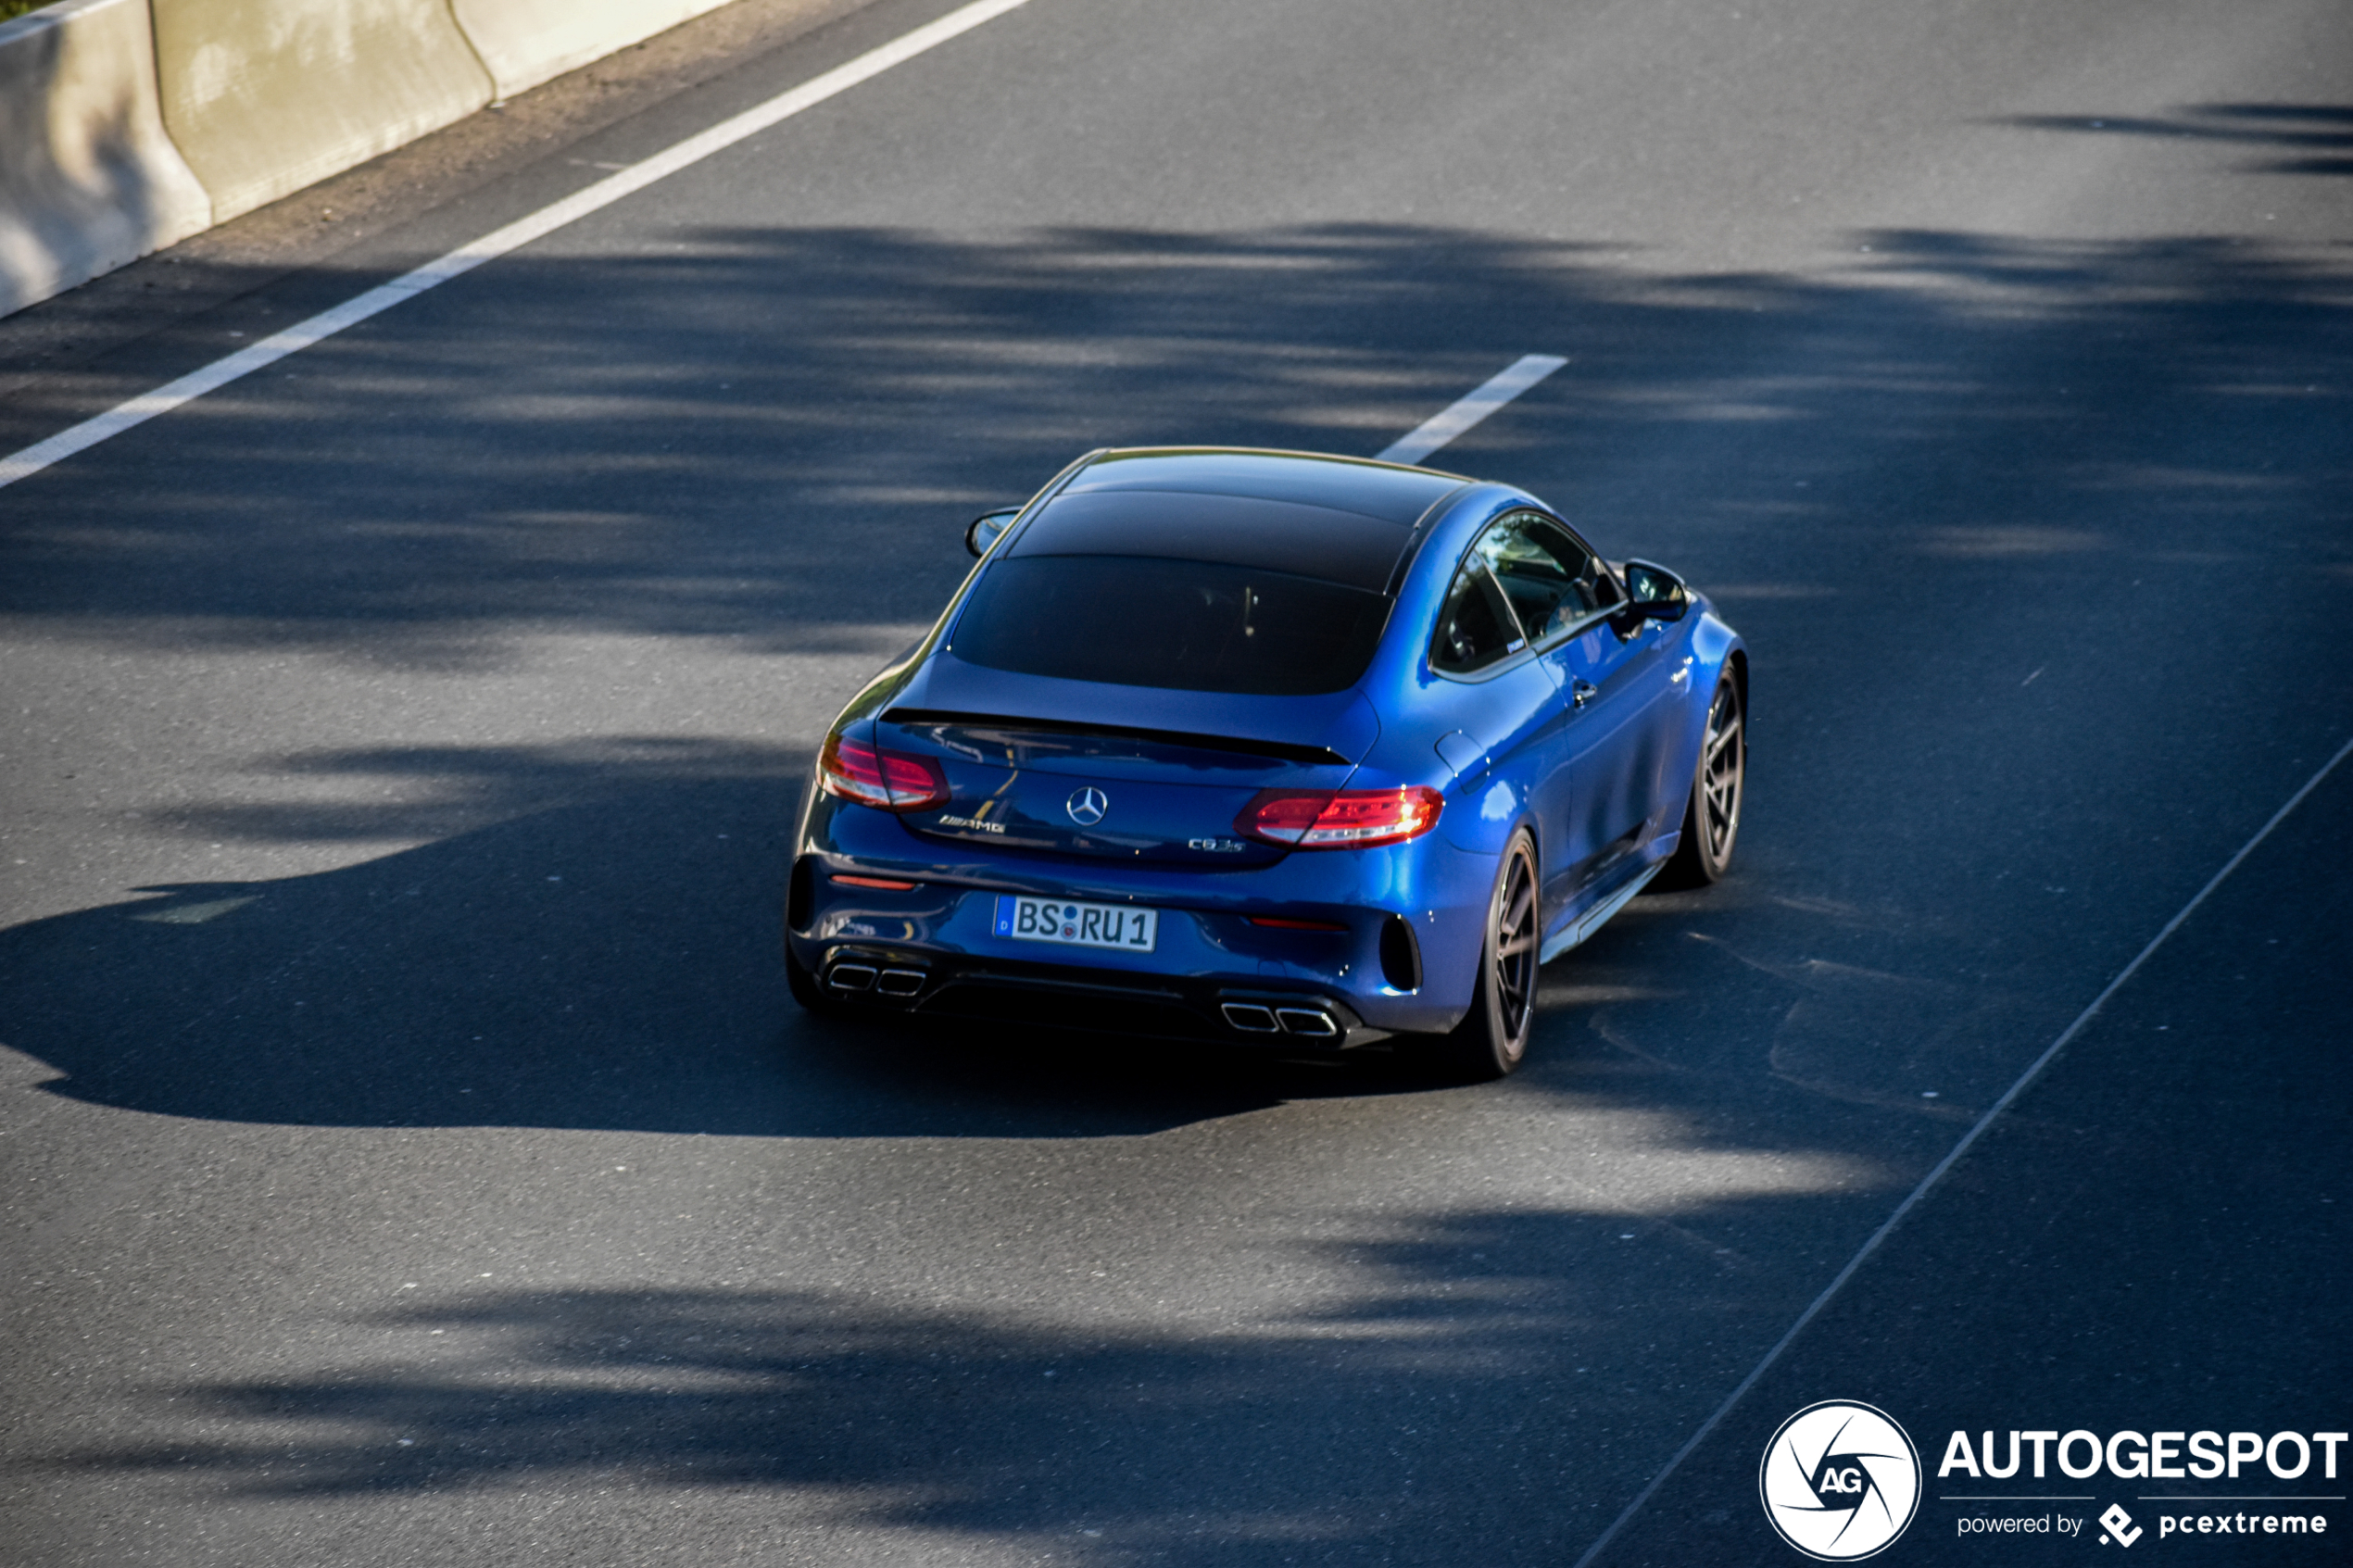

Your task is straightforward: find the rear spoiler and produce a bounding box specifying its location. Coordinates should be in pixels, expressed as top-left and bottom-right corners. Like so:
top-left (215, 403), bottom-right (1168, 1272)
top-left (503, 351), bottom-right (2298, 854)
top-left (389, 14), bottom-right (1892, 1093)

top-left (881, 708), bottom-right (1351, 767)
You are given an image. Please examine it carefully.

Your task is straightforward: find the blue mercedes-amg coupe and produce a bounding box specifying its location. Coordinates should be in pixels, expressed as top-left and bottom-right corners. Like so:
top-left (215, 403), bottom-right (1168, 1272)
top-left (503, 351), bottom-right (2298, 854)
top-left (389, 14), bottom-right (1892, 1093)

top-left (785, 447), bottom-right (1744, 1078)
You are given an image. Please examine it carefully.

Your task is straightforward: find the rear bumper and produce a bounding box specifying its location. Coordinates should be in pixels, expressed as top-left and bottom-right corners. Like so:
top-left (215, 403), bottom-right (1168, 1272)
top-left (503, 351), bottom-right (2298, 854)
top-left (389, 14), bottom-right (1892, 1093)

top-left (785, 791), bottom-right (1503, 1038)
top-left (805, 940), bottom-right (1388, 1048)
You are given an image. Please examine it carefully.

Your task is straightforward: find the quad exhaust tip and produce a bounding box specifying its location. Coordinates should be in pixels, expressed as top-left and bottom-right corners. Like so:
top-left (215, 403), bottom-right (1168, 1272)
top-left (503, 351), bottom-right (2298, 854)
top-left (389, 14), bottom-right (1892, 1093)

top-left (826, 962), bottom-right (879, 992)
top-left (1221, 1001), bottom-right (1340, 1038)
top-left (827, 961), bottom-right (926, 997)
top-left (875, 968), bottom-right (926, 997)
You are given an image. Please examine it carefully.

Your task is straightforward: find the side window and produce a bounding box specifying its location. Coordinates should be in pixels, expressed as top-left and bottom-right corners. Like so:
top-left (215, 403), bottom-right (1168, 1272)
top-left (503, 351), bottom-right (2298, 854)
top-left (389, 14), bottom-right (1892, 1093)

top-left (1474, 513), bottom-right (1620, 645)
top-left (1430, 559), bottom-right (1526, 675)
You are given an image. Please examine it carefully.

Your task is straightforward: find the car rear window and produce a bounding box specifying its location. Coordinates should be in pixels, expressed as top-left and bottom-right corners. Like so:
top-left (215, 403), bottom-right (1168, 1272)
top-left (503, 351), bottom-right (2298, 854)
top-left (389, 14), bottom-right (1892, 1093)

top-left (949, 556), bottom-right (1390, 696)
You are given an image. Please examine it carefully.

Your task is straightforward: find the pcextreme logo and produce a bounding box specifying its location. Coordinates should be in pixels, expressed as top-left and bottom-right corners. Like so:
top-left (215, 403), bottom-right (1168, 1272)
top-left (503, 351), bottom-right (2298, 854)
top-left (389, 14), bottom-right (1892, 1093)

top-left (1760, 1400), bottom-right (1923, 1561)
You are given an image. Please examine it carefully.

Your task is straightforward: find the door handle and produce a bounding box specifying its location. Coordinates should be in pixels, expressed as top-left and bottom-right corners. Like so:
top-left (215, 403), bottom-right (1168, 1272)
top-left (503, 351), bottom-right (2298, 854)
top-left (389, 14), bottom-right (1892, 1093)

top-left (1571, 679), bottom-right (1598, 709)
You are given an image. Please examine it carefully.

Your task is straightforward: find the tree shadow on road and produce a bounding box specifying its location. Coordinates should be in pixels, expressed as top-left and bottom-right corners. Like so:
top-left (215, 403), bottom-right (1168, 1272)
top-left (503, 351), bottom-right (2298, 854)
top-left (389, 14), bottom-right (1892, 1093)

top-left (4, 223), bottom-right (2348, 1141)
top-left (6, 220), bottom-right (2349, 1562)
top-left (2, 222), bottom-right (2344, 671)
top-left (35, 1198), bottom-right (1862, 1566)
top-left (1995, 102), bottom-right (2353, 177)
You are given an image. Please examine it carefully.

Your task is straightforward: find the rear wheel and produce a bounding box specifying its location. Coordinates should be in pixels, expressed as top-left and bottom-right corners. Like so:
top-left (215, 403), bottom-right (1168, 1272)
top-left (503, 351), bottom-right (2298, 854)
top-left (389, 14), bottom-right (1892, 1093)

top-left (1431, 831), bottom-right (1540, 1081)
top-left (1662, 671), bottom-right (1743, 887)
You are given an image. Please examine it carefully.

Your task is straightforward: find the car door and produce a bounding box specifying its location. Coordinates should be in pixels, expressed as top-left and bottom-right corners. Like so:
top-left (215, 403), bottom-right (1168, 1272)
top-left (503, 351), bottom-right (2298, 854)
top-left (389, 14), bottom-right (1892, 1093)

top-left (1473, 513), bottom-right (1674, 928)
top-left (1426, 544), bottom-right (1561, 874)
top-left (1552, 544), bottom-right (1683, 902)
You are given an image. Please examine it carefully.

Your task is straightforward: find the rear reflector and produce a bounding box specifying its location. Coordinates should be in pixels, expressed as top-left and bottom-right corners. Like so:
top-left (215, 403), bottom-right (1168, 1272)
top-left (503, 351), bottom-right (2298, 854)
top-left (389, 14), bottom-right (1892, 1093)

top-left (831, 873), bottom-right (920, 891)
top-left (820, 733), bottom-right (950, 811)
top-left (1245, 915), bottom-right (1350, 932)
top-left (1236, 786), bottom-right (1443, 849)
top-left (1379, 912), bottom-right (1423, 991)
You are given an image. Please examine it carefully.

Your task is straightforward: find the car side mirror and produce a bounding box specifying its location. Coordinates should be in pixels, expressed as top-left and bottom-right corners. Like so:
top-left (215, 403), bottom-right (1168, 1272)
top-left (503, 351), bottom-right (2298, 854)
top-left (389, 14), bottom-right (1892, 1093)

top-left (1616, 558), bottom-right (1691, 628)
top-left (965, 508), bottom-right (1020, 558)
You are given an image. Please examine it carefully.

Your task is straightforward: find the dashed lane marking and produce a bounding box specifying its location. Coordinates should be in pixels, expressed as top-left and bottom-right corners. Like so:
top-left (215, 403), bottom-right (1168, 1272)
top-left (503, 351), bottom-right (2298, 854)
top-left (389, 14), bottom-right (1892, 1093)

top-left (1376, 353), bottom-right (1567, 466)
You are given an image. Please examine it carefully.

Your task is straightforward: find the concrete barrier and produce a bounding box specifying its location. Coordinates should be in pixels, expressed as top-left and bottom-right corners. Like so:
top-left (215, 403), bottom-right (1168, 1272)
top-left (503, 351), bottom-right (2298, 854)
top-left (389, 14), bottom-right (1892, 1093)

top-left (152, 0), bottom-right (495, 222)
top-left (451, 0), bottom-right (736, 100)
top-left (0, 0), bottom-right (213, 317)
top-left (1, 0), bottom-right (887, 322)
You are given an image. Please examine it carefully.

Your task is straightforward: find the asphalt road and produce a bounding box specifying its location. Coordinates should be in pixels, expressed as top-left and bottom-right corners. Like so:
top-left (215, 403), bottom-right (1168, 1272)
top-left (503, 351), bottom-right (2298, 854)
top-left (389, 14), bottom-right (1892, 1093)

top-left (2, 1), bottom-right (2347, 1564)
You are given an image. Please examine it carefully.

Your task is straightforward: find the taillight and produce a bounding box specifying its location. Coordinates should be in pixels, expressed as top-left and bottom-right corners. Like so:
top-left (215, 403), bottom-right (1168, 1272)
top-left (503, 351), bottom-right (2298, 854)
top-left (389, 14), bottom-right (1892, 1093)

top-left (819, 733), bottom-right (950, 811)
top-left (1235, 786), bottom-right (1443, 849)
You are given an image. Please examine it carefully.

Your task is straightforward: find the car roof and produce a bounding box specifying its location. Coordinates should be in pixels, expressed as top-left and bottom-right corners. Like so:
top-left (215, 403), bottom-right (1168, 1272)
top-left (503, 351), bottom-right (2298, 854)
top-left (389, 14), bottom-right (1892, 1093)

top-left (1006, 448), bottom-right (1470, 595)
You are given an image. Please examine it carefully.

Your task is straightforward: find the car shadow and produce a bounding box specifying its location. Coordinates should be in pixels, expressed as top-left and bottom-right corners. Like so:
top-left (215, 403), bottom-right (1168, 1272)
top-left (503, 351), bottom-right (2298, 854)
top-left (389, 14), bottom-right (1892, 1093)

top-left (0, 744), bottom-right (1448, 1139)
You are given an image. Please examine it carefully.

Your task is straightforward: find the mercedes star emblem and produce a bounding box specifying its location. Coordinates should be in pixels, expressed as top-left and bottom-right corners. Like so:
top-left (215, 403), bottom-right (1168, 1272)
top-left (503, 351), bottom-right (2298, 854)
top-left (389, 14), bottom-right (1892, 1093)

top-left (1065, 786), bottom-right (1108, 826)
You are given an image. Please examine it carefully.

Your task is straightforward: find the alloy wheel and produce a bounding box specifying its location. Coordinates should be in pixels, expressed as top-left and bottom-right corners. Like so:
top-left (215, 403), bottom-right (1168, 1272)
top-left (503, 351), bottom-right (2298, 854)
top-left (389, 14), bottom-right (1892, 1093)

top-left (1491, 842), bottom-right (1538, 1058)
top-left (1700, 679), bottom-right (1744, 865)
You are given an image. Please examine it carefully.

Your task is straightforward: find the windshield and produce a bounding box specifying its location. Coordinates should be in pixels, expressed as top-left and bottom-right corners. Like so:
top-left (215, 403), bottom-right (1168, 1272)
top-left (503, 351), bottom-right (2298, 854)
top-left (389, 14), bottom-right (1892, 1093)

top-left (949, 556), bottom-right (1390, 696)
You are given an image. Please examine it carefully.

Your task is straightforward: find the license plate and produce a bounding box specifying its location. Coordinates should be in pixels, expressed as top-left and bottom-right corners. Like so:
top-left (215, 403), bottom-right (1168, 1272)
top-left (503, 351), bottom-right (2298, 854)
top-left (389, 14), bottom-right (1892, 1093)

top-left (993, 895), bottom-right (1158, 952)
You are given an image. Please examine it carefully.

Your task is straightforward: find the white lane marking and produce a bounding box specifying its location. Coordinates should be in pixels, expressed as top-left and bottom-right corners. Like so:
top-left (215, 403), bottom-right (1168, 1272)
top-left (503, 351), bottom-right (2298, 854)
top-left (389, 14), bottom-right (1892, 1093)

top-left (1376, 353), bottom-right (1567, 466)
top-left (0, 0), bottom-right (1035, 494)
top-left (1569, 728), bottom-right (2353, 1568)
top-left (128, 895), bottom-right (259, 925)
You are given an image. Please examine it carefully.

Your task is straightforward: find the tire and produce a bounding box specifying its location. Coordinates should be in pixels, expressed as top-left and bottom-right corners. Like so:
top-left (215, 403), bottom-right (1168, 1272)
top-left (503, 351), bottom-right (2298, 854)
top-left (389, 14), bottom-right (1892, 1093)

top-left (1431, 830), bottom-right (1540, 1081)
top-left (1661, 671), bottom-right (1744, 888)
top-left (785, 937), bottom-right (841, 1017)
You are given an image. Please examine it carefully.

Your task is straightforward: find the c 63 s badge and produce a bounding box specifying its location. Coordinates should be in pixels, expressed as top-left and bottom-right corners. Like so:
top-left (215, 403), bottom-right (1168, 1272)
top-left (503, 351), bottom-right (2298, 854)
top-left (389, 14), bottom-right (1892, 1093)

top-left (1760, 1400), bottom-right (1921, 1561)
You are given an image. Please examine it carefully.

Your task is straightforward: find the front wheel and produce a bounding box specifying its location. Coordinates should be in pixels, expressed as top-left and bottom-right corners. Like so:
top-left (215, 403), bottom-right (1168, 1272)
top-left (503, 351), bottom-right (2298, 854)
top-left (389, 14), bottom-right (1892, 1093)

top-left (1429, 831), bottom-right (1540, 1082)
top-left (1661, 671), bottom-right (1743, 888)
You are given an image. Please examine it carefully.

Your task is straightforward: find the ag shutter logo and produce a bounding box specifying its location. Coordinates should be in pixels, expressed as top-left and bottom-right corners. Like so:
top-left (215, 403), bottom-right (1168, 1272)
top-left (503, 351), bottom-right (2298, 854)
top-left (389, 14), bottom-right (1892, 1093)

top-left (1760, 1401), bottom-right (1923, 1561)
